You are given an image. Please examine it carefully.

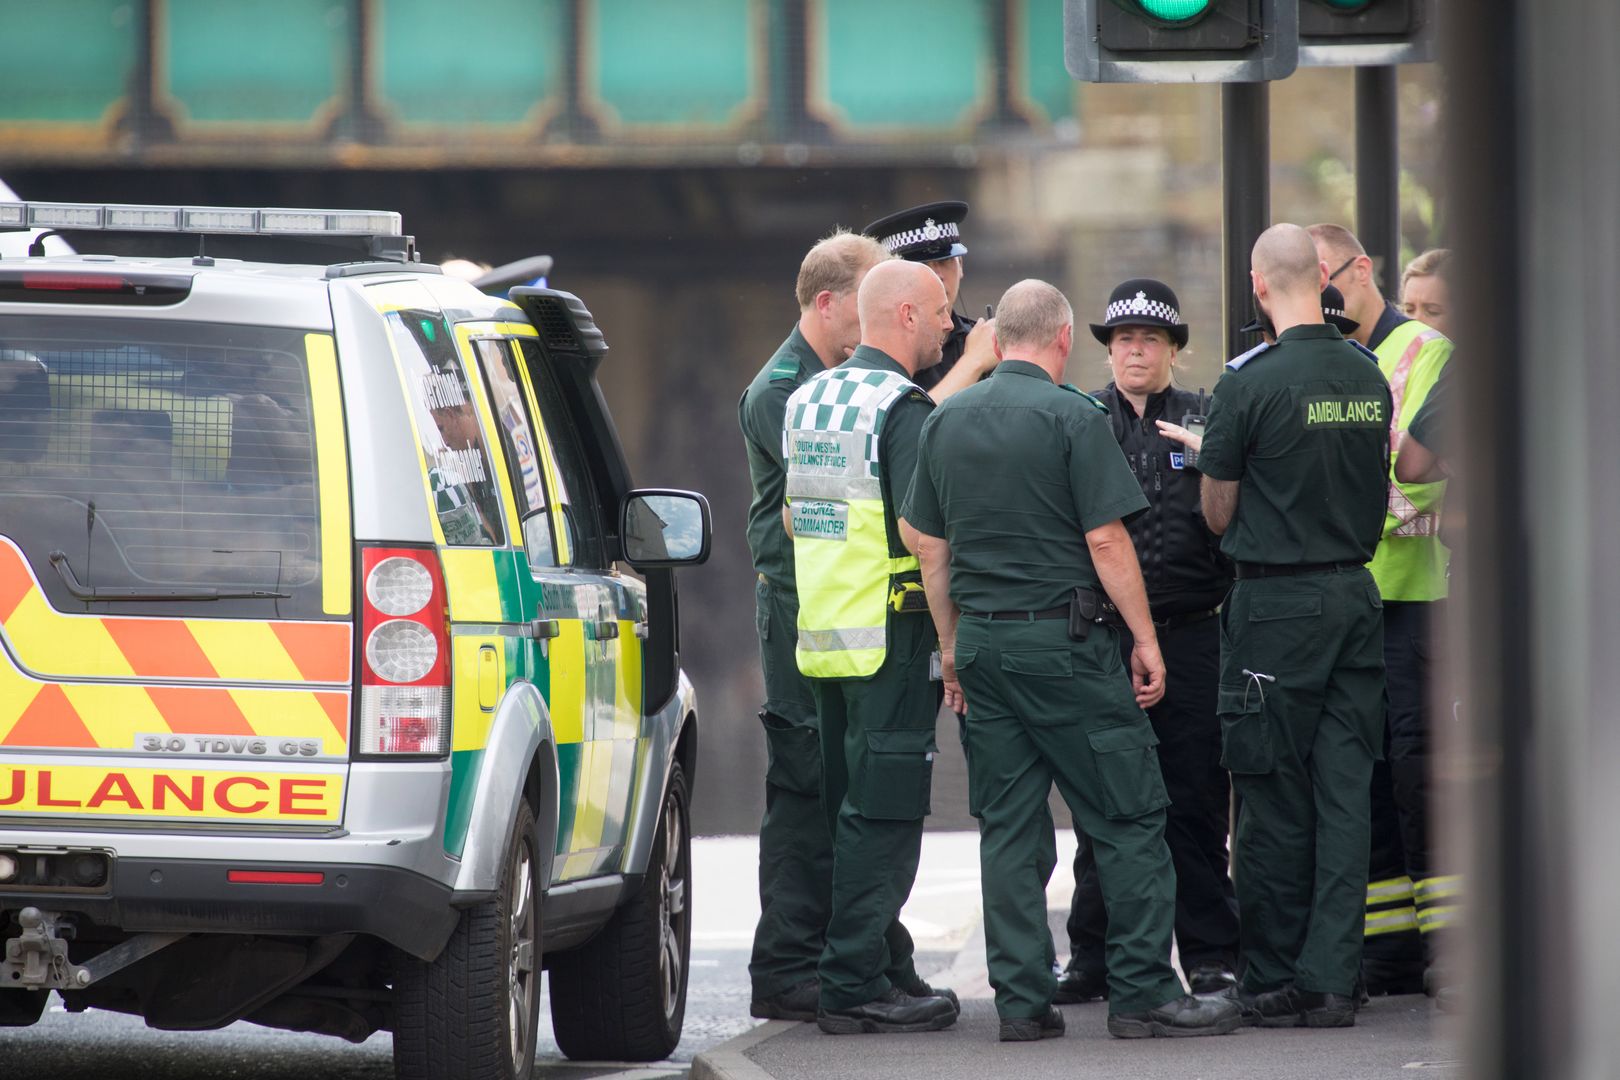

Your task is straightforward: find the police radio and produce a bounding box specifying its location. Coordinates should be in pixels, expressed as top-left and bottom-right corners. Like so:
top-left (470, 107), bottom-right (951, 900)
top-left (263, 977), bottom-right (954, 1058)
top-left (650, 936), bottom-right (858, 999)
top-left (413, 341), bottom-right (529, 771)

top-left (1180, 388), bottom-right (1209, 469)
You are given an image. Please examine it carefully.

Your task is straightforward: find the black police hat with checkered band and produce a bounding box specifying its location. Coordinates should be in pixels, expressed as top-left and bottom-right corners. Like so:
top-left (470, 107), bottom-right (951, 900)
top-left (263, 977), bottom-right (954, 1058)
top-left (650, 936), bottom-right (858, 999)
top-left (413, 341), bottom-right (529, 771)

top-left (862, 201), bottom-right (968, 263)
top-left (1239, 284), bottom-right (1360, 337)
top-left (1089, 278), bottom-right (1190, 350)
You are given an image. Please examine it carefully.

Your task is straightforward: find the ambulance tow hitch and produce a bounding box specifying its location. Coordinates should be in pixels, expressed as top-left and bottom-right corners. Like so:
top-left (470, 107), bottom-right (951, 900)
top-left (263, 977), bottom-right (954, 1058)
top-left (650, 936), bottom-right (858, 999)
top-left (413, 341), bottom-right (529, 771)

top-left (3, 908), bottom-right (183, 990)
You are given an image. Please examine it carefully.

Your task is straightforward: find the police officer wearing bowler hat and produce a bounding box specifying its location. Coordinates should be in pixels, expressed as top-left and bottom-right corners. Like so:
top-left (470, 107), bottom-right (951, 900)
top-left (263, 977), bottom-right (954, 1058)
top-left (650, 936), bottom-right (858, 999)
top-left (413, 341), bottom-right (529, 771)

top-left (1055, 278), bottom-right (1241, 1005)
top-left (1197, 224), bottom-right (1391, 1028)
top-left (863, 201), bottom-right (999, 401)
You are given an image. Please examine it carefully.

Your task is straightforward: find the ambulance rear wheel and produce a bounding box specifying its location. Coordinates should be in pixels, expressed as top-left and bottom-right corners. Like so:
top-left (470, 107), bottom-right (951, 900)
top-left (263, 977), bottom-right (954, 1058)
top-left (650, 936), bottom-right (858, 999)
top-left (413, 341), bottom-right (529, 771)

top-left (550, 763), bottom-right (690, 1061)
top-left (394, 799), bottom-right (540, 1080)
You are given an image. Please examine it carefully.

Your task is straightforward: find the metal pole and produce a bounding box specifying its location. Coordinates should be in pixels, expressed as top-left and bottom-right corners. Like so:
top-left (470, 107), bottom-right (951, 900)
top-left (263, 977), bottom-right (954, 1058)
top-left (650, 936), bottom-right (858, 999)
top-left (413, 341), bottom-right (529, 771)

top-left (1355, 65), bottom-right (1400, 299)
top-left (1221, 82), bottom-right (1270, 363)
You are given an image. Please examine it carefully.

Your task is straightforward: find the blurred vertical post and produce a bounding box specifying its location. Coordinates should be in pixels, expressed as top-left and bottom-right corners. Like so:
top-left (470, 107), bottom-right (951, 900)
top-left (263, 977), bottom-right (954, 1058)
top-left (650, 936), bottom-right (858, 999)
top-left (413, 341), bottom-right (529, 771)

top-left (1450, 1), bottom-right (1620, 1076)
top-left (1355, 66), bottom-right (1400, 297)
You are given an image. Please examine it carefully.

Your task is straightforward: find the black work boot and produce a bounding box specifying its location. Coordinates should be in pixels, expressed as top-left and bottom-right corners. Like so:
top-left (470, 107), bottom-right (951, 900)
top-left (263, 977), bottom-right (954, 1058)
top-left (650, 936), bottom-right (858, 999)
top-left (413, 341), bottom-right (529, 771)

top-left (895, 975), bottom-right (960, 1014)
top-left (1053, 959), bottom-right (1108, 1004)
top-left (1299, 990), bottom-right (1357, 1028)
top-left (817, 987), bottom-right (958, 1035)
top-left (1107, 994), bottom-right (1243, 1039)
top-left (1236, 985), bottom-right (1304, 1028)
top-left (1186, 961), bottom-right (1238, 996)
top-left (999, 1005), bottom-right (1065, 1042)
top-left (750, 976), bottom-right (820, 1022)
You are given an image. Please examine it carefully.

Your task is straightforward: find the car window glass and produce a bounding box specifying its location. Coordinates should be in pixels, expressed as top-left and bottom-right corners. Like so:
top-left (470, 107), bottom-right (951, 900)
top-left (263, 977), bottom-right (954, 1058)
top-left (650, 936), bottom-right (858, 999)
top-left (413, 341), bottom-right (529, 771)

top-left (388, 310), bottom-right (503, 547)
top-left (515, 339), bottom-right (605, 569)
top-left (0, 317), bottom-right (331, 619)
top-left (473, 337), bottom-right (558, 568)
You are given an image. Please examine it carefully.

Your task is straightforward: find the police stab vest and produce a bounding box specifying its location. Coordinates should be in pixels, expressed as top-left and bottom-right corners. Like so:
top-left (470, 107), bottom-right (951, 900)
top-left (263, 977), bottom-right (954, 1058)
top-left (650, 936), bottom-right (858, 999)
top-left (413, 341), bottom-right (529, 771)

top-left (1370, 318), bottom-right (1452, 602)
top-left (783, 366), bottom-right (921, 678)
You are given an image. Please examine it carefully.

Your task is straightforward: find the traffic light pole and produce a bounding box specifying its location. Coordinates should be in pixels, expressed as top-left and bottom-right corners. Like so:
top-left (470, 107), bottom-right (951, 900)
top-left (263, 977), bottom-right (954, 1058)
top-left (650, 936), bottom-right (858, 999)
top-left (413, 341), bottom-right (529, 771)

top-left (1221, 82), bottom-right (1269, 363)
top-left (1355, 65), bottom-right (1401, 298)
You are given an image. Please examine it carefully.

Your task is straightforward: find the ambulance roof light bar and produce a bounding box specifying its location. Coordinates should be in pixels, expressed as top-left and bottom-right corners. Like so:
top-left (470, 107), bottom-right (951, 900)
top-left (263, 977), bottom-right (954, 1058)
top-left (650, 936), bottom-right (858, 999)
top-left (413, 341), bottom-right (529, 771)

top-left (0, 202), bottom-right (415, 262)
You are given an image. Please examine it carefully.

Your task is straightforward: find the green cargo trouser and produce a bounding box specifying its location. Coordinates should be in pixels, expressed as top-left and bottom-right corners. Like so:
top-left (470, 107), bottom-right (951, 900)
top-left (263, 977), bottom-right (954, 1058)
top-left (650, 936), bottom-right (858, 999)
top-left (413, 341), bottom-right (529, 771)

top-left (954, 616), bottom-right (1183, 1019)
top-left (749, 577), bottom-right (835, 999)
top-left (813, 609), bottom-right (937, 1011)
top-left (1219, 567), bottom-right (1385, 997)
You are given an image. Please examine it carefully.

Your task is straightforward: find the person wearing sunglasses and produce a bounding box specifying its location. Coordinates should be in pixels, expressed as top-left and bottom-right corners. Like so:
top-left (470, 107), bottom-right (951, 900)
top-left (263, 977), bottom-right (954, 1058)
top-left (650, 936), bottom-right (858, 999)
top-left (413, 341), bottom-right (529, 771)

top-left (1307, 224), bottom-right (1457, 1004)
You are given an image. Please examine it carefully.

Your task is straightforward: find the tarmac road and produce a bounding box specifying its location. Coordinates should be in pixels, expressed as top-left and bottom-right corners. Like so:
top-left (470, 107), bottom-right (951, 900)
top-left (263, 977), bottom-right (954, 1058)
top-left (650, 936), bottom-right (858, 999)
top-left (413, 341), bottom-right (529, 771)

top-left (0, 836), bottom-right (968, 1080)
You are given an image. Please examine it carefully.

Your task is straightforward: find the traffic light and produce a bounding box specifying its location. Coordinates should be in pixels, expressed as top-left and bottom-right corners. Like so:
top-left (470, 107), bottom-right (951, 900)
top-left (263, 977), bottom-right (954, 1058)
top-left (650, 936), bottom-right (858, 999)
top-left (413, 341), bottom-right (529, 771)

top-left (1062, 0), bottom-right (1297, 83)
top-left (1298, 0), bottom-right (1436, 66)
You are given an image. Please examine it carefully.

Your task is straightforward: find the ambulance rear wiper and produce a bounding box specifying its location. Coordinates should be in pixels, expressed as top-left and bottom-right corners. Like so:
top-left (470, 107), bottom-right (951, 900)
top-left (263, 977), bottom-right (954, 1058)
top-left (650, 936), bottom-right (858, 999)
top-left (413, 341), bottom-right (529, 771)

top-left (48, 551), bottom-right (291, 602)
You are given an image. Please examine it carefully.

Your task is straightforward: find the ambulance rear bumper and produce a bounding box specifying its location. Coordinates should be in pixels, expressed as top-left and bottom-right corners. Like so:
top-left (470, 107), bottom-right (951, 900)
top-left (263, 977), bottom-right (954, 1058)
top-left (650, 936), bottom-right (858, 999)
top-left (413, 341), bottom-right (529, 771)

top-left (0, 857), bottom-right (459, 960)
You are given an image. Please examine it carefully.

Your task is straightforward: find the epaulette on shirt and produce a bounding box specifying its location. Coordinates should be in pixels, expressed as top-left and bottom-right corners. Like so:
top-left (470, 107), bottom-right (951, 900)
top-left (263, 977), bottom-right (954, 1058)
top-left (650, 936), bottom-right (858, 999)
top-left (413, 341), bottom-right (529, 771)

top-left (1349, 340), bottom-right (1379, 365)
top-left (768, 355), bottom-right (800, 382)
top-left (1225, 341), bottom-right (1271, 372)
top-left (1059, 384), bottom-right (1110, 414)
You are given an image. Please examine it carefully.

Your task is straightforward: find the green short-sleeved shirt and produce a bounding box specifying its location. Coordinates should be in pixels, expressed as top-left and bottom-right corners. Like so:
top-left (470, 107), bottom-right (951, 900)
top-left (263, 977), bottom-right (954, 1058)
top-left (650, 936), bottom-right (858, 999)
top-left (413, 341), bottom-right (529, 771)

top-left (1196, 324), bottom-right (1392, 565)
top-left (902, 359), bottom-right (1148, 614)
top-left (739, 326), bottom-right (822, 588)
top-left (1406, 357), bottom-right (1450, 457)
top-left (838, 345), bottom-right (933, 557)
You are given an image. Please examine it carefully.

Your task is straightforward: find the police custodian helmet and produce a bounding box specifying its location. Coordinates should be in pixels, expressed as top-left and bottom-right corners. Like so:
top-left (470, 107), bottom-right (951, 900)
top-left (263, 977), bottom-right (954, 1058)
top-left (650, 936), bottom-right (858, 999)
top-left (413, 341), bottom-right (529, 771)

top-left (863, 201), bottom-right (969, 263)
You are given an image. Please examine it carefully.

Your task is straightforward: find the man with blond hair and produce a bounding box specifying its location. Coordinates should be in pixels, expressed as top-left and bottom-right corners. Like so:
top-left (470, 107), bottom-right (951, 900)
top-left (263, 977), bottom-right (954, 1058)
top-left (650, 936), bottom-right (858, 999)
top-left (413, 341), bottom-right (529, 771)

top-left (902, 279), bottom-right (1241, 1043)
top-left (1199, 224), bottom-right (1391, 1028)
top-left (740, 228), bottom-right (890, 1022)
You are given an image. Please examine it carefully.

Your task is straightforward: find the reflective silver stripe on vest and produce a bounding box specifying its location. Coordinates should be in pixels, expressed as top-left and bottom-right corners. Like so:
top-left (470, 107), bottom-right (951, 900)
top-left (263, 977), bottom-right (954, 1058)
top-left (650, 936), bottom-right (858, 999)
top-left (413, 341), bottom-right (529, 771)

top-left (798, 626), bottom-right (886, 653)
top-left (784, 474), bottom-right (883, 501)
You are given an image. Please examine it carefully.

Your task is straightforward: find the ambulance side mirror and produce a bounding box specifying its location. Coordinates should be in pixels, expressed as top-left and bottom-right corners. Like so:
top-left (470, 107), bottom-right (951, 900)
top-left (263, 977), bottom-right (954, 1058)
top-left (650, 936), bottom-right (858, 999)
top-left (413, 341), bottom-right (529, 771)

top-left (621, 489), bottom-right (711, 567)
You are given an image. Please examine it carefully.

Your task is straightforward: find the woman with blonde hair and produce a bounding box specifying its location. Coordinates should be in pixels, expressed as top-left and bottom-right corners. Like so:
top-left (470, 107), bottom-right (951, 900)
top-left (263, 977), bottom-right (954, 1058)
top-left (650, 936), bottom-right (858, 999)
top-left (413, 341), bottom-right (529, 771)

top-left (1401, 248), bottom-right (1452, 337)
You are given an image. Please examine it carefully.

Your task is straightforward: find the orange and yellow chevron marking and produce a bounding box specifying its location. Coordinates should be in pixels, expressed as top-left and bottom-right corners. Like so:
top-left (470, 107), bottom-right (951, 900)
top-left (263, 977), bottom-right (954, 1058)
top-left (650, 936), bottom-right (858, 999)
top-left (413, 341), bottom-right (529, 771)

top-left (0, 538), bottom-right (350, 685)
top-left (0, 762), bottom-right (344, 822)
top-left (0, 655), bottom-right (350, 754)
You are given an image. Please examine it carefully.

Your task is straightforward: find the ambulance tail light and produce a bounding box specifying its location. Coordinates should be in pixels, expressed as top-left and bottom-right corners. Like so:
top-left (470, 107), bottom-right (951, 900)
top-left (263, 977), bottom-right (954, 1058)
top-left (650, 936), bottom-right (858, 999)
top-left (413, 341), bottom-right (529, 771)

top-left (357, 546), bottom-right (450, 758)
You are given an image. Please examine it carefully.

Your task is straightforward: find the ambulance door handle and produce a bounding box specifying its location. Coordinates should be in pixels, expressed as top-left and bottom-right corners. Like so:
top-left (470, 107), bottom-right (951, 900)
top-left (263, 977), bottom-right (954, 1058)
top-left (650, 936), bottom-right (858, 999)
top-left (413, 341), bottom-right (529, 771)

top-left (527, 618), bottom-right (560, 640)
top-left (634, 621), bottom-right (649, 640)
top-left (593, 620), bottom-right (620, 640)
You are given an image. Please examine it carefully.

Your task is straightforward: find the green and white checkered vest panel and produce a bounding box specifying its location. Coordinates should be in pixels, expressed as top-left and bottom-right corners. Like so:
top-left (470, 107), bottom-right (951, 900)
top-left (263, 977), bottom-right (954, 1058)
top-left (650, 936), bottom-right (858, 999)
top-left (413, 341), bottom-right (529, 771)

top-left (782, 366), bottom-right (921, 678)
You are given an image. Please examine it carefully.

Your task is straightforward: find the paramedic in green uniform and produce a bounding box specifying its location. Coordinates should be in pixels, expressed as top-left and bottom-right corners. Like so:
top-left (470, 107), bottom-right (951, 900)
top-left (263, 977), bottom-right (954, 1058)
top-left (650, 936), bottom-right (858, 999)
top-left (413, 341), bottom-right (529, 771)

top-left (1196, 224), bottom-right (1392, 1028)
top-left (902, 278), bottom-right (1242, 1043)
top-left (784, 259), bottom-right (958, 1034)
top-left (738, 229), bottom-right (890, 1021)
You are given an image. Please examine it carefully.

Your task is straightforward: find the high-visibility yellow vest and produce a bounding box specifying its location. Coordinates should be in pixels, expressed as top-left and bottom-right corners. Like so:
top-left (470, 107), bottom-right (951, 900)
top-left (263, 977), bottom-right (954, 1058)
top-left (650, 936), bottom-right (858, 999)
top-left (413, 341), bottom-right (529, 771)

top-left (783, 366), bottom-right (920, 678)
top-left (1370, 318), bottom-right (1452, 601)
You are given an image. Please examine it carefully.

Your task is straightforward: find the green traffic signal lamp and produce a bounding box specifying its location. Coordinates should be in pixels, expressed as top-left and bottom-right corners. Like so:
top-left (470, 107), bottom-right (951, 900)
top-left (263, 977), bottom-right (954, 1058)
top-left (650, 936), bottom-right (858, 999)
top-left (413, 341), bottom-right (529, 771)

top-left (1066, 0), bottom-right (1298, 83)
top-left (1128, 0), bottom-right (1216, 23)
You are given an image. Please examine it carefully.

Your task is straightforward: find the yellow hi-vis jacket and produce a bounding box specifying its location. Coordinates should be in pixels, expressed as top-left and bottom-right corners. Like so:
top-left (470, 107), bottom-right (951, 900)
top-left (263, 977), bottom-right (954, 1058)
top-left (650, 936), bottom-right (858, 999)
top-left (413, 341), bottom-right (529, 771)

top-left (782, 366), bottom-right (920, 679)
top-left (1370, 318), bottom-right (1453, 602)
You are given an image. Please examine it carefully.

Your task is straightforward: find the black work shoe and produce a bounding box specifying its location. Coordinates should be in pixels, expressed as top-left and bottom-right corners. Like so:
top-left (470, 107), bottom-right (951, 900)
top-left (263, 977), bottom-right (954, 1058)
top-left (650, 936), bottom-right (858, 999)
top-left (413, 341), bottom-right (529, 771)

top-left (1237, 986), bottom-right (1305, 1028)
top-left (1186, 962), bottom-right (1238, 996)
top-left (1299, 991), bottom-right (1357, 1028)
top-left (817, 987), bottom-right (958, 1035)
top-left (1053, 962), bottom-right (1109, 1004)
top-left (896, 976), bottom-right (960, 1014)
top-left (999, 1006), bottom-right (1065, 1042)
top-left (1107, 994), bottom-right (1243, 1039)
top-left (750, 977), bottom-right (819, 1022)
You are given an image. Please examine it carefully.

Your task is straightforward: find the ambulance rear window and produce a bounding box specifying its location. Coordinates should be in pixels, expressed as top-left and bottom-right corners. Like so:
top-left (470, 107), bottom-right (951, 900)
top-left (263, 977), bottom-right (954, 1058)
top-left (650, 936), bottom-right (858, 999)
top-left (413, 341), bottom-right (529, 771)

top-left (0, 315), bottom-right (334, 620)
